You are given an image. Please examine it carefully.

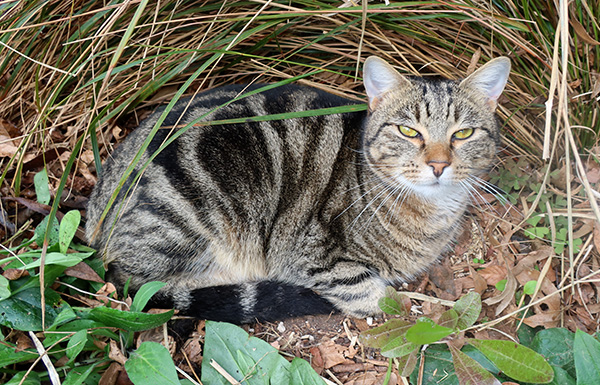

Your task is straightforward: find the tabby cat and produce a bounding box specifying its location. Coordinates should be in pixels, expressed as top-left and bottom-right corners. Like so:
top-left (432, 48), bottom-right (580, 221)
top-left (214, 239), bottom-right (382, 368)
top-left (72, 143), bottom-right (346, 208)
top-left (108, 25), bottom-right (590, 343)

top-left (86, 56), bottom-right (510, 324)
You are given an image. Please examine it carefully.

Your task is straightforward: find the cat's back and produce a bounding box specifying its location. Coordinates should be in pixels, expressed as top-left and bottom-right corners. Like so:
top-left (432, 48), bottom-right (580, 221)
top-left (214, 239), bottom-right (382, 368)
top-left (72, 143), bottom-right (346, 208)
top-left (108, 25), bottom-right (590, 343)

top-left (86, 84), bottom-right (365, 247)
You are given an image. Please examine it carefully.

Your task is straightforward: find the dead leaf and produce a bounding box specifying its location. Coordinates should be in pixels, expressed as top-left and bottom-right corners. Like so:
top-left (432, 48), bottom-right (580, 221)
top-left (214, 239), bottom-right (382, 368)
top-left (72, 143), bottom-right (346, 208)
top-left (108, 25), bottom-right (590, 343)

top-left (0, 120), bottom-right (19, 158)
top-left (182, 334), bottom-right (203, 366)
top-left (15, 331), bottom-right (35, 352)
top-left (594, 222), bottom-right (600, 254)
top-left (3, 268), bottom-right (28, 280)
top-left (467, 48), bottom-right (482, 75)
top-left (484, 259), bottom-right (517, 315)
top-left (309, 346), bottom-right (324, 375)
top-left (428, 259), bottom-right (457, 298)
top-left (317, 340), bottom-right (348, 369)
top-left (570, 18), bottom-right (600, 45)
top-left (478, 264), bottom-right (507, 286)
top-left (109, 340), bottom-right (127, 365)
top-left (64, 262), bottom-right (104, 283)
top-left (469, 265), bottom-right (488, 294)
top-left (523, 311), bottom-right (560, 329)
top-left (99, 362), bottom-right (122, 385)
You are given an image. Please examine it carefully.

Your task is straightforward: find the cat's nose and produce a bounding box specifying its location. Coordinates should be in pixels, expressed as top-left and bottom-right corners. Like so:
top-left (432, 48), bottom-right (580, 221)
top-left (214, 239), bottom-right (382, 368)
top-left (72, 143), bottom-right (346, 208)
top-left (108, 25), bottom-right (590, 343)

top-left (427, 160), bottom-right (450, 177)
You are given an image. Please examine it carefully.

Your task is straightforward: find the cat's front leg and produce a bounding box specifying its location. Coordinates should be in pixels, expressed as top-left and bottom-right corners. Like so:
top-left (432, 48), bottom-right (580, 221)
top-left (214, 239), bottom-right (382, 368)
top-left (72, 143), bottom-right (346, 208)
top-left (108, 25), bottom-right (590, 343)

top-left (308, 262), bottom-right (389, 318)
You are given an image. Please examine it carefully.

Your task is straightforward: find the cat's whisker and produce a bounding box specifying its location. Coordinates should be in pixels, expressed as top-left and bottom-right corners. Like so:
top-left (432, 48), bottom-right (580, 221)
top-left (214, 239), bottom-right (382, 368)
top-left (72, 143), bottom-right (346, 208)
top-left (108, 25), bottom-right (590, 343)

top-left (466, 176), bottom-right (510, 209)
top-left (384, 182), bottom-right (412, 227)
top-left (336, 180), bottom-right (388, 222)
top-left (460, 178), bottom-right (501, 216)
top-left (360, 178), bottom-right (407, 233)
top-left (348, 183), bottom-right (393, 231)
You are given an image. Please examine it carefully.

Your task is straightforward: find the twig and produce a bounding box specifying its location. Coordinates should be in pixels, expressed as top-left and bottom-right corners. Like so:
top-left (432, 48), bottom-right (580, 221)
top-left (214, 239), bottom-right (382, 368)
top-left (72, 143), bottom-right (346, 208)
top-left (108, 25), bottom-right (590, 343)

top-left (29, 331), bottom-right (61, 385)
top-left (210, 359), bottom-right (241, 385)
top-left (396, 291), bottom-right (455, 307)
top-left (176, 366), bottom-right (202, 385)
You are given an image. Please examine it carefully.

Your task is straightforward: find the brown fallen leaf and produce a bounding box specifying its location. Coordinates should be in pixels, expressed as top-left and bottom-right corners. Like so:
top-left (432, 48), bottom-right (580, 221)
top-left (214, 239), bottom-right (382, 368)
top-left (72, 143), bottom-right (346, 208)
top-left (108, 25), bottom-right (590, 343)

top-left (309, 346), bottom-right (324, 375)
top-left (182, 334), bottom-right (203, 367)
top-left (3, 268), bottom-right (28, 280)
top-left (469, 265), bottom-right (488, 294)
top-left (64, 261), bottom-right (104, 283)
top-left (484, 259), bottom-right (517, 315)
top-left (15, 331), bottom-right (35, 352)
top-left (109, 340), bottom-right (127, 365)
top-left (0, 120), bottom-right (19, 158)
top-left (99, 362), bottom-right (122, 385)
top-left (317, 340), bottom-right (349, 369)
top-left (570, 18), bottom-right (600, 45)
top-left (478, 264), bottom-right (507, 286)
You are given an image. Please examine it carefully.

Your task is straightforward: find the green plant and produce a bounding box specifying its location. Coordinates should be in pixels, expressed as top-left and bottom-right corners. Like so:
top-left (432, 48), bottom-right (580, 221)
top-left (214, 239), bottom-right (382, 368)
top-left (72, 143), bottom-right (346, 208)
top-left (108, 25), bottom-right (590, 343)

top-left (360, 287), bottom-right (555, 384)
top-left (0, 171), bottom-right (179, 384)
top-left (489, 159), bottom-right (584, 255)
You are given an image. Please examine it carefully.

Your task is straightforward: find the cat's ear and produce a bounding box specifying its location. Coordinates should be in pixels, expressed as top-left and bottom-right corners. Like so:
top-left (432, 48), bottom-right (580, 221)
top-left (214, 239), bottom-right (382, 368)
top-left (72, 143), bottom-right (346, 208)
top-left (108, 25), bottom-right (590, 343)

top-left (363, 56), bottom-right (411, 110)
top-left (460, 57), bottom-right (511, 109)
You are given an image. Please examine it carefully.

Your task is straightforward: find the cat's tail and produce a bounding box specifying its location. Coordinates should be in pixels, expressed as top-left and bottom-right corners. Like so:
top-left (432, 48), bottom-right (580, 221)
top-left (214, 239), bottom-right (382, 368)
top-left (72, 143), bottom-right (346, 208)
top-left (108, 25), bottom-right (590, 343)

top-left (152, 281), bottom-right (336, 324)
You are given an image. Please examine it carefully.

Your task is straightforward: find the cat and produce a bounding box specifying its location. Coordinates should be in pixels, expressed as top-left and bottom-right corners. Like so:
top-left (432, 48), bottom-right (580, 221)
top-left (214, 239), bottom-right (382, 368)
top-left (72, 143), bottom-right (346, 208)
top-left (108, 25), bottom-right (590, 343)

top-left (86, 56), bottom-right (510, 324)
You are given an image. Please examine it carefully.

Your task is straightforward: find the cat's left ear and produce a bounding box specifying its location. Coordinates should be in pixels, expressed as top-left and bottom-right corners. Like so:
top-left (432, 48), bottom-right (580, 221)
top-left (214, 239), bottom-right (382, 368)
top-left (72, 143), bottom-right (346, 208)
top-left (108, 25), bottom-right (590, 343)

top-left (363, 56), bottom-right (411, 110)
top-left (460, 57), bottom-right (511, 110)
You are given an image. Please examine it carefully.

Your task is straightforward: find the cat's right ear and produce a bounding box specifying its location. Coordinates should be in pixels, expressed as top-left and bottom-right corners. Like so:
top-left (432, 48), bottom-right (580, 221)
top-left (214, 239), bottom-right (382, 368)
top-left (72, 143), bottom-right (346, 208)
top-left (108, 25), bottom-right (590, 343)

top-left (363, 56), bottom-right (411, 110)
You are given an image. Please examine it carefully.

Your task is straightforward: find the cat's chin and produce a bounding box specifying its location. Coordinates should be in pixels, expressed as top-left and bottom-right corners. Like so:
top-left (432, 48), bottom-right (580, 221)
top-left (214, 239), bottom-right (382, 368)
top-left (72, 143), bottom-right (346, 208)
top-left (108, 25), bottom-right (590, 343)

top-left (408, 180), bottom-right (464, 201)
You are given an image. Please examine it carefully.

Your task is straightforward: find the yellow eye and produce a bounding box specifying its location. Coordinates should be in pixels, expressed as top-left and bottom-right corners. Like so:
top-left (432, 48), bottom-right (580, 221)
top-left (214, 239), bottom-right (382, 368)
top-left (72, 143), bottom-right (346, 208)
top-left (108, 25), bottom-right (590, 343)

top-left (453, 128), bottom-right (474, 140)
top-left (398, 125), bottom-right (420, 138)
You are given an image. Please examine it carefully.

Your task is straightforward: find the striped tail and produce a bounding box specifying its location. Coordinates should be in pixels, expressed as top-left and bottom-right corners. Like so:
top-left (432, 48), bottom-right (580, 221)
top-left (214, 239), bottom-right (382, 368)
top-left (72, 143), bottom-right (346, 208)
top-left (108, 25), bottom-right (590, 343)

top-left (180, 281), bottom-right (336, 324)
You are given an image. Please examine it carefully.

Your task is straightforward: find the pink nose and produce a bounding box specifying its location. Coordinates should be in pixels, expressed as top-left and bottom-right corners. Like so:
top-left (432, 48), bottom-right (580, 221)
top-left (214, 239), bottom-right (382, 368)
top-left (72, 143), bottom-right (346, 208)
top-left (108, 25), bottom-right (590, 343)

top-left (427, 160), bottom-right (450, 177)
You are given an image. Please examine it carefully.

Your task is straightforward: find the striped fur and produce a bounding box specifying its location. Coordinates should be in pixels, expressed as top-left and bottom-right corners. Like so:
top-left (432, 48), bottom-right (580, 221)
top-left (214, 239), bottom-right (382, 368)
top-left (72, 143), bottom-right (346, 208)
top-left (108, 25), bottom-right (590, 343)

top-left (86, 56), bottom-right (510, 323)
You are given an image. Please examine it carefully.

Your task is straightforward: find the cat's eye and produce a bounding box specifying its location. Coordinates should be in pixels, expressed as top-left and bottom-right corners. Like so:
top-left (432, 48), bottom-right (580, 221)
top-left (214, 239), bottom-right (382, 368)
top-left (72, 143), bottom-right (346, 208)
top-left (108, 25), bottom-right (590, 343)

top-left (398, 125), bottom-right (420, 138)
top-left (453, 128), bottom-right (474, 140)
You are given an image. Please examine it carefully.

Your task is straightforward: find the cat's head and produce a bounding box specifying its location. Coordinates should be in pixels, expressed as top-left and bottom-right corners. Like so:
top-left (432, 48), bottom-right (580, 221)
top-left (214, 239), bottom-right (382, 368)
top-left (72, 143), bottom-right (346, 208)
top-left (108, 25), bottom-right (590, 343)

top-left (361, 55), bottom-right (510, 199)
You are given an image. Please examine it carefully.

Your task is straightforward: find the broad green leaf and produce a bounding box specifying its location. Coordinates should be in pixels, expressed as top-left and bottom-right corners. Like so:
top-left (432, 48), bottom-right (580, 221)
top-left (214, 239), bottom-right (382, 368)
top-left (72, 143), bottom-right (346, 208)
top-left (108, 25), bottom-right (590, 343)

top-left (360, 319), bottom-right (412, 349)
top-left (89, 306), bottom-right (173, 332)
top-left (130, 281), bottom-right (166, 312)
top-left (5, 371), bottom-right (40, 385)
top-left (548, 366), bottom-right (576, 385)
top-left (66, 329), bottom-right (88, 363)
top-left (410, 344), bottom-right (456, 385)
top-left (381, 334), bottom-right (419, 358)
top-left (378, 297), bottom-right (405, 315)
top-left (410, 345), bottom-right (499, 385)
top-left (0, 275), bottom-right (10, 301)
top-left (406, 317), bottom-right (453, 345)
top-left (468, 339), bottom-right (553, 383)
top-left (516, 324), bottom-right (539, 348)
top-left (523, 280), bottom-right (537, 295)
top-left (59, 210), bottom-right (81, 254)
top-left (125, 341), bottom-right (180, 385)
top-left (62, 363), bottom-right (99, 385)
top-left (48, 303), bottom-right (78, 330)
top-left (290, 357), bottom-right (326, 385)
top-left (202, 321), bottom-right (292, 385)
top-left (34, 215), bottom-right (60, 247)
top-left (495, 279), bottom-right (507, 291)
top-left (573, 329), bottom-right (600, 385)
top-left (438, 309), bottom-right (459, 330)
top-left (453, 291), bottom-right (481, 330)
top-left (34, 169), bottom-right (50, 205)
top-left (448, 344), bottom-right (501, 385)
top-left (382, 286), bottom-right (411, 316)
top-left (0, 287), bottom-right (60, 330)
top-left (531, 328), bottom-right (575, 374)
top-left (20, 252), bottom-right (82, 269)
top-left (395, 348), bottom-right (418, 377)
top-left (0, 343), bottom-right (38, 368)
